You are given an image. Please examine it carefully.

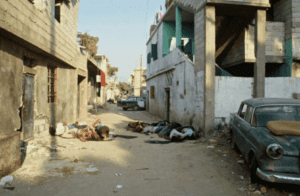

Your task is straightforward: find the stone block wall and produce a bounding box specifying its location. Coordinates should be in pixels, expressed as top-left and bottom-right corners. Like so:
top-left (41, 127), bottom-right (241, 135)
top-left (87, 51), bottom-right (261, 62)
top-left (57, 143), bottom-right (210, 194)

top-left (0, 0), bottom-right (82, 69)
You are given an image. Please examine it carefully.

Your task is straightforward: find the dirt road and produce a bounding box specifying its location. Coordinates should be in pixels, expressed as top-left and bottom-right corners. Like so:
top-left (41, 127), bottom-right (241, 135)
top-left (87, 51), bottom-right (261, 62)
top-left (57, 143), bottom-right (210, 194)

top-left (0, 104), bottom-right (278, 196)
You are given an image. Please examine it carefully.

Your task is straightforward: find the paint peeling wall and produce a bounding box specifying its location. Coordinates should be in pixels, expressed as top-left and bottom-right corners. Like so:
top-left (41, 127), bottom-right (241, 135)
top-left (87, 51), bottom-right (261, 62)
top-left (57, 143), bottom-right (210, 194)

top-left (214, 76), bottom-right (300, 127)
top-left (0, 36), bottom-right (23, 135)
top-left (147, 48), bottom-right (195, 126)
top-left (0, 35), bottom-right (77, 138)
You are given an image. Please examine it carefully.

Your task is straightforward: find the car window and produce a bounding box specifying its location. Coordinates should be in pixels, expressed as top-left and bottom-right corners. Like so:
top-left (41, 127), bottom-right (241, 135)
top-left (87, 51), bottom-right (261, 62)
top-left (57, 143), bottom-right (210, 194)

top-left (244, 105), bottom-right (254, 123)
top-left (238, 104), bottom-right (247, 119)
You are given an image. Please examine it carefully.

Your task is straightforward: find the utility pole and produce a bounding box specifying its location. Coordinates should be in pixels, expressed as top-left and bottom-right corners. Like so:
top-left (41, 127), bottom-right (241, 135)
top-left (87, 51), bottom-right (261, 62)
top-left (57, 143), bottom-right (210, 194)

top-left (140, 54), bottom-right (142, 96)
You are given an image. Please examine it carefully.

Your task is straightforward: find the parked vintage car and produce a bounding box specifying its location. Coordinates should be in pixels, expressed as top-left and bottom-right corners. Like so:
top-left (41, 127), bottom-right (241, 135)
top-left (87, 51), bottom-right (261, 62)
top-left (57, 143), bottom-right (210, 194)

top-left (229, 98), bottom-right (300, 185)
top-left (117, 96), bottom-right (146, 111)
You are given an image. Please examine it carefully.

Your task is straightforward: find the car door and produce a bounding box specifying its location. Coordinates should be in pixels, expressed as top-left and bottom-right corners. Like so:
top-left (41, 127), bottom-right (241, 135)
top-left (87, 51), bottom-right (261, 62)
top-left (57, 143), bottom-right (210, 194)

top-left (137, 97), bottom-right (145, 108)
top-left (239, 105), bottom-right (254, 156)
top-left (232, 103), bottom-right (247, 153)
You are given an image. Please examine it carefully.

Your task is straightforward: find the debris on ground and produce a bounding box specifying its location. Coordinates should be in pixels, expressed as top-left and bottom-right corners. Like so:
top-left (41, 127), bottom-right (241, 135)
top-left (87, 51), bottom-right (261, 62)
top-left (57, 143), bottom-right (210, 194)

top-left (116, 185), bottom-right (123, 188)
top-left (0, 176), bottom-right (13, 186)
top-left (253, 190), bottom-right (262, 194)
top-left (115, 173), bottom-right (121, 176)
top-left (260, 187), bottom-right (267, 194)
top-left (136, 168), bottom-right (149, 170)
top-left (207, 146), bottom-right (215, 148)
top-left (86, 168), bottom-right (99, 172)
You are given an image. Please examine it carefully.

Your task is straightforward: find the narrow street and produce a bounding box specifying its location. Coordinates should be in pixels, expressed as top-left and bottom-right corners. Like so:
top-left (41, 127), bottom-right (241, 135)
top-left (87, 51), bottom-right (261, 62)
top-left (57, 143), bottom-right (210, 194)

top-left (0, 104), bottom-right (251, 196)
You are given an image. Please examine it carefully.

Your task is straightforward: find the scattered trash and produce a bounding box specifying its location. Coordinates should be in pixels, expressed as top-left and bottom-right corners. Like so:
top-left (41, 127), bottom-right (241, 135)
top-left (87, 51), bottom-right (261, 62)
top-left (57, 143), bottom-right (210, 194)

top-left (116, 185), bottom-right (123, 189)
top-left (3, 182), bottom-right (15, 190)
top-left (86, 168), bottom-right (99, 172)
top-left (0, 176), bottom-right (13, 186)
top-left (207, 146), bottom-right (215, 148)
top-left (239, 176), bottom-right (244, 180)
top-left (115, 173), bottom-right (121, 176)
top-left (239, 187), bottom-right (245, 191)
top-left (136, 168), bottom-right (149, 170)
top-left (253, 190), bottom-right (262, 194)
top-left (237, 160), bottom-right (244, 164)
top-left (223, 154), bottom-right (227, 157)
top-left (74, 159), bottom-right (79, 163)
top-left (260, 187), bottom-right (267, 194)
top-left (209, 139), bottom-right (218, 147)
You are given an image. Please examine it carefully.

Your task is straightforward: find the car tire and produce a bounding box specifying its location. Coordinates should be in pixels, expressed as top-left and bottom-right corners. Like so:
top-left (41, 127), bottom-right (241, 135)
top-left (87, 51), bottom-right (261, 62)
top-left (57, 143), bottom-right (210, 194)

top-left (122, 107), bottom-right (127, 111)
top-left (133, 106), bottom-right (139, 111)
top-left (250, 157), bottom-right (261, 184)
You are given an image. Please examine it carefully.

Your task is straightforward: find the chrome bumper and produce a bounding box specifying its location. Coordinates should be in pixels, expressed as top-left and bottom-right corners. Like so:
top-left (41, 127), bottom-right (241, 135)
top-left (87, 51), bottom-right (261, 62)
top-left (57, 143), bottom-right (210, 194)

top-left (257, 168), bottom-right (300, 185)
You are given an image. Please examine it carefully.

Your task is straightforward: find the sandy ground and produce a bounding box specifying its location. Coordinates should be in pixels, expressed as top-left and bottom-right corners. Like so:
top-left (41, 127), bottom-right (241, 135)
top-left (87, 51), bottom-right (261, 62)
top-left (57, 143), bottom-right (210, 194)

top-left (0, 104), bottom-right (299, 196)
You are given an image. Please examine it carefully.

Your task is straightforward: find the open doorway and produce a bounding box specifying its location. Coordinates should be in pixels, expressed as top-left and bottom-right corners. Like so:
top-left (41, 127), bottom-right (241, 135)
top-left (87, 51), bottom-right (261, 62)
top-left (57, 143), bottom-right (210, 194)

top-left (77, 75), bottom-right (85, 119)
top-left (165, 88), bottom-right (170, 122)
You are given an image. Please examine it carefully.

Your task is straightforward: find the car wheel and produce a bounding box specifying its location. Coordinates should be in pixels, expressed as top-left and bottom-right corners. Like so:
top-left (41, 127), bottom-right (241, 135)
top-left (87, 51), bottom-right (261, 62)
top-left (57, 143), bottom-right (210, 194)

top-left (133, 106), bottom-right (139, 111)
top-left (122, 107), bottom-right (127, 111)
top-left (250, 157), bottom-right (261, 184)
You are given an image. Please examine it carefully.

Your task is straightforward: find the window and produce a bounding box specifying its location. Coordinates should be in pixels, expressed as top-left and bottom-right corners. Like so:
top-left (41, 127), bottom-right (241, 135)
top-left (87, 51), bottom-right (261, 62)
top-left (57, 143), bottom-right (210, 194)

top-left (147, 52), bottom-right (152, 64)
top-left (150, 86), bottom-right (155, 99)
top-left (244, 105), bottom-right (254, 123)
top-left (151, 44), bottom-right (158, 61)
top-left (238, 104), bottom-right (246, 119)
top-left (48, 66), bottom-right (57, 103)
top-left (55, 0), bottom-right (61, 23)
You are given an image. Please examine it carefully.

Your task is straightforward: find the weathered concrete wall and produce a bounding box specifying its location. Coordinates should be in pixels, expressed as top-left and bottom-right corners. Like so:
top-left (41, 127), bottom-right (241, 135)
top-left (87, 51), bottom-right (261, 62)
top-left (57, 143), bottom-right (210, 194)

top-left (214, 76), bottom-right (253, 125)
top-left (221, 22), bottom-right (285, 66)
top-left (214, 77), bottom-right (300, 127)
top-left (0, 0), bottom-right (82, 68)
top-left (265, 77), bottom-right (300, 98)
top-left (0, 36), bottom-right (23, 134)
top-left (221, 29), bottom-right (245, 66)
top-left (147, 48), bottom-right (195, 126)
top-left (0, 133), bottom-right (21, 178)
top-left (147, 24), bottom-right (163, 78)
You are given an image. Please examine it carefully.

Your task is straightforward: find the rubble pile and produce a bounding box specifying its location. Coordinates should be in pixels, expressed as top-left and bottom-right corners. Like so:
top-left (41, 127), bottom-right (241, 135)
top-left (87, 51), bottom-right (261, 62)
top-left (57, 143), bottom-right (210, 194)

top-left (126, 121), bottom-right (199, 142)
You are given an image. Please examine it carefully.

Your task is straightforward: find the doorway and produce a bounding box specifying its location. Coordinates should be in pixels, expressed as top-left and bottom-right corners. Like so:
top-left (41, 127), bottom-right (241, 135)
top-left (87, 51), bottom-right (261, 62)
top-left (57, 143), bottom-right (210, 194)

top-left (77, 76), bottom-right (85, 119)
top-left (166, 89), bottom-right (170, 122)
top-left (22, 74), bottom-right (34, 140)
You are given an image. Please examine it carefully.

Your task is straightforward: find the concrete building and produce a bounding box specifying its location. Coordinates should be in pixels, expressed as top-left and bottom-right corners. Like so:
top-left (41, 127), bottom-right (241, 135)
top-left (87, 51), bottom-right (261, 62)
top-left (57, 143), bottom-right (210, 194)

top-left (0, 0), bottom-right (99, 177)
top-left (129, 67), bottom-right (147, 97)
top-left (147, 0), bottom-right (300, 137)
top-left (93, 54), bottom-right (109, 105)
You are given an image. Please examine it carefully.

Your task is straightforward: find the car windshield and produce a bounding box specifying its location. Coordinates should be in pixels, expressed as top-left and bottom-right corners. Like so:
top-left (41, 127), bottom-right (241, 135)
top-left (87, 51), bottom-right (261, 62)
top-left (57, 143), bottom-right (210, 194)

top-left (254, 105), bottom-right (300, 127)
top-left (127, 98), bottom-right (136, 101)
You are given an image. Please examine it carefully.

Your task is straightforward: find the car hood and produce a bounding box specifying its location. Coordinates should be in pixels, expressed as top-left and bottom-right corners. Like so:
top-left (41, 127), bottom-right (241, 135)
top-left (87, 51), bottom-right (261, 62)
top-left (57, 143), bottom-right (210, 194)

top-left (260, 127), bottom-right (300, 156)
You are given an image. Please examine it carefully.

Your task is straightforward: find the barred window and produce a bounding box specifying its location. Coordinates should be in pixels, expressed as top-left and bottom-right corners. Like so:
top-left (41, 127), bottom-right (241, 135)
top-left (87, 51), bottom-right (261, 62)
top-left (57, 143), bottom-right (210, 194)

top-left (48, 66), bottom-right (57, 103)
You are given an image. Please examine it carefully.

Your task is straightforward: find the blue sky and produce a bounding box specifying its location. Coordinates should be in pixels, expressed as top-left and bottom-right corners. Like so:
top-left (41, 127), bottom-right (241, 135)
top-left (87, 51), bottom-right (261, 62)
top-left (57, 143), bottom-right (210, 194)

top-left (77, 1), bottom-right (166, 83)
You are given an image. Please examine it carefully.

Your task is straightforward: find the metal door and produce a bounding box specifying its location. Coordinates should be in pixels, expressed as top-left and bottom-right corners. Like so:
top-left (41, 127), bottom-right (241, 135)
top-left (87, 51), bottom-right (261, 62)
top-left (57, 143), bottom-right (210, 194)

top-left (166, 89), bottom-right (170, 122)
top-left (23, 74), bottom-right (34, 140)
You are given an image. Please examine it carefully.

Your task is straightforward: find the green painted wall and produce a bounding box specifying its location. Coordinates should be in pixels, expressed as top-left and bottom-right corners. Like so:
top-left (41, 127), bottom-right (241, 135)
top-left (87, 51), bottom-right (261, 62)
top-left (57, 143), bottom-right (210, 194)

top-left (162, 21), bottom-right (194, 60)
top-left (215, 66), bottom-right (232, 76)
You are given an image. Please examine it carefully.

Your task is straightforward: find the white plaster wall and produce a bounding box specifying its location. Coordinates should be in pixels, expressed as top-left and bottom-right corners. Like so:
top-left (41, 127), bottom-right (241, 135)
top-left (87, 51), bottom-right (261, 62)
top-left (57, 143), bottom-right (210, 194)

top-left (147, 48), bottom-right (195, 126)
top-left (147, 24), bottom-right (163, 78)
top-left (214, 76), bottom-right (253, 125)
top-left (265, 77), bottom-right (300, 98)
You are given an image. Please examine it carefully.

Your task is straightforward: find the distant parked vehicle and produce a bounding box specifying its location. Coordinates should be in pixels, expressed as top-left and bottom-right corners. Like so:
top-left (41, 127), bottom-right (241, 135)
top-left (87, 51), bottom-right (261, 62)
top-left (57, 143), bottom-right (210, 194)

top-left (117, 96), bottom-right (146, 111)
top-left (229, 98), bottom-right (300, 185)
